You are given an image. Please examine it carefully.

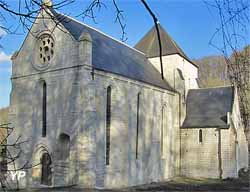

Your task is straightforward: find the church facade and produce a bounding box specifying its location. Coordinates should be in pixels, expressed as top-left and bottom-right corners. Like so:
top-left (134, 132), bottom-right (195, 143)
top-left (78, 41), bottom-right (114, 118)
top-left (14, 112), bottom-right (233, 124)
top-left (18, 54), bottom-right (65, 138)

top-left (8, 4), bottom-right (248, 189)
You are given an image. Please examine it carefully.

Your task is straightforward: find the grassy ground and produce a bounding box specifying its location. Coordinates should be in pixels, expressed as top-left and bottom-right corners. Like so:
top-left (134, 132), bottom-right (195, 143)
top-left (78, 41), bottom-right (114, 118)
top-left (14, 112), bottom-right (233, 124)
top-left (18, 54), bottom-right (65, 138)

top-left (8, 177), bottom-right (249, 192)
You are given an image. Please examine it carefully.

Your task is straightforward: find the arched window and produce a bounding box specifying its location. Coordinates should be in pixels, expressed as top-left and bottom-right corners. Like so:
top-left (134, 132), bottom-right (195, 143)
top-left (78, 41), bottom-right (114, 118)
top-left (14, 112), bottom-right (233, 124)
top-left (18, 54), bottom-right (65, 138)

top-left (199, 129), bottom-right (203, 143)
top-left (42, 81), bottom-right (47, 137)
top-left (106, 86), bottom-right (111, 165)
top-left (161, 106), bottom-right (165, 156)
top-left (136, 92), bottom-right (140, 159)
top-left (58, 133), bottom-right (70, 160)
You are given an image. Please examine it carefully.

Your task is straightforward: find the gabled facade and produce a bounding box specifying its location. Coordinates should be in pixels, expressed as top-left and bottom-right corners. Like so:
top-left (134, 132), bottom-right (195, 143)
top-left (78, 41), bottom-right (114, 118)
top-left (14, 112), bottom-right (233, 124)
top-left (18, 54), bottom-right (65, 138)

top-left (8, 3), bottom-right (248, 190)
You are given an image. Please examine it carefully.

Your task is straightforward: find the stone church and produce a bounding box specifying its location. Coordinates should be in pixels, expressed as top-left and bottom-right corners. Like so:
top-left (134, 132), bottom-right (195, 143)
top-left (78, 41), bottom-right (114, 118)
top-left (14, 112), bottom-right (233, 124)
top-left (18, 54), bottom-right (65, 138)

top-left (8, 2), bottom-right (248, 189)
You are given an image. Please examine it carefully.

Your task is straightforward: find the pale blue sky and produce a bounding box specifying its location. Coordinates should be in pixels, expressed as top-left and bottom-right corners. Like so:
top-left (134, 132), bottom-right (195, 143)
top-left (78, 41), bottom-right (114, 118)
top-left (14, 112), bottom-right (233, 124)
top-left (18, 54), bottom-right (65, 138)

top-left (0, 0), bottom-right (248, 108)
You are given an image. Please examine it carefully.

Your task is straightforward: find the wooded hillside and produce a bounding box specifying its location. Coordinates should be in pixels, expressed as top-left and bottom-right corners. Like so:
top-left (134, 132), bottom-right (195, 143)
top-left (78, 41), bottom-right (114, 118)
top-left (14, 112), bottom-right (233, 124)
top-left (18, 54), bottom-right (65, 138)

top-left (194, 55), bottom-right (230, 88)
top-left (0, 107), bottom-right (8, 124)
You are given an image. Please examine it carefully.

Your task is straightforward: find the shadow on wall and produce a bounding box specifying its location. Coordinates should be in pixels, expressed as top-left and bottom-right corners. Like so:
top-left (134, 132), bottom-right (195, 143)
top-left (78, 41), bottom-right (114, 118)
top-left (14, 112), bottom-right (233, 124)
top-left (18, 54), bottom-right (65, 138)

top-left (9, 64), bottom-right (178, 189)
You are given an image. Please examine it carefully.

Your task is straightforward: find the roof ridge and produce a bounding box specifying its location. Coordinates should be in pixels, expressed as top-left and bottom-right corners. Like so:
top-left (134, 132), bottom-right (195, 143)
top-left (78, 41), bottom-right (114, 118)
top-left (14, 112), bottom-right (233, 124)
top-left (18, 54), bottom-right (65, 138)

top-left (189, 85), bottom-right (233, 91)
top-left (55, 12), bottom-right (146, 56)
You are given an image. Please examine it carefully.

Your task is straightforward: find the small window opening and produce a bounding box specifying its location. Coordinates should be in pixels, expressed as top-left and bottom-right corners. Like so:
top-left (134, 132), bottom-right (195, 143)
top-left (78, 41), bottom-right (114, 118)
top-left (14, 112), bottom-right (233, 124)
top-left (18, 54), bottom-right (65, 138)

top-left (44, 46), bottom-right (49, 52)
top-left (199, 129), bottom-right (203, 143)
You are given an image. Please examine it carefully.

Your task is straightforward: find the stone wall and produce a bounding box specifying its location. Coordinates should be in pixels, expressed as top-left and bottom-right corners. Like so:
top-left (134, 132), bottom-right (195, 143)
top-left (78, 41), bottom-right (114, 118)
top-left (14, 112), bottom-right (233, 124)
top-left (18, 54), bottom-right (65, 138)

top-left (180, 123), bottom-right (247, 179)
top-left (90, 69), bottom-right (180, 188)
top-left (231, 88), bottom-right (248, 174)
top-left (9, 8), bottom-right (92, 188)
top-left (149, 54), bottom-right (198, 126)
top-left (10, 61), bottom-right (180, 189)
top-left (8, 8), bottom-right (181, 189)
top-left (149, 54), bottom-right (199, 92)
top-left (181, 128), bottom-right (220, 178)
top-left (221, 128), bottom-right (237, 178)
top-left (180, 88), bottom-right (249, 179)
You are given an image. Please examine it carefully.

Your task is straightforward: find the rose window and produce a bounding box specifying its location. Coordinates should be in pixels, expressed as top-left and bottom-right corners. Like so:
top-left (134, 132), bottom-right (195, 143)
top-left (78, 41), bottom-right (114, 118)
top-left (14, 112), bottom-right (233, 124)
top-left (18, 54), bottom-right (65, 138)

top-left (38, 35), bottom-right (54, 64)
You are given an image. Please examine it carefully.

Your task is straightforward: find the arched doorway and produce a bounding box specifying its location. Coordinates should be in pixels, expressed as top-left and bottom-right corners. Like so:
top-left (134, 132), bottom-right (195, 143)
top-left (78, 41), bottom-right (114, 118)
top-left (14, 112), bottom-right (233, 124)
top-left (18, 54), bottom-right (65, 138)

top-left (41, 153), bottom-right (52, 186)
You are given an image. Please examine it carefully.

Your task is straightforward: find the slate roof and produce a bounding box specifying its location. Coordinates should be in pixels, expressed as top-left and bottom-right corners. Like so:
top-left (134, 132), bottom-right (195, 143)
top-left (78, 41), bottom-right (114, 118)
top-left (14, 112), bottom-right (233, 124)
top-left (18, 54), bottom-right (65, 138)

top-left (134, 24), bottom-right (198, 67)
top-left (181, 86), bottom-right (234, 129)
top-left (51, 10), bottom-right (174, 91)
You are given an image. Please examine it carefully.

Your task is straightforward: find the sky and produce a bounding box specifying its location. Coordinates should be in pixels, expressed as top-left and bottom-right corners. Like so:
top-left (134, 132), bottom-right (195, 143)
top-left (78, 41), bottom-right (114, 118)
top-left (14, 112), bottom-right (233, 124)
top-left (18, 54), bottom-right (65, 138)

top-left (0, 0), bottom-right (248, 108)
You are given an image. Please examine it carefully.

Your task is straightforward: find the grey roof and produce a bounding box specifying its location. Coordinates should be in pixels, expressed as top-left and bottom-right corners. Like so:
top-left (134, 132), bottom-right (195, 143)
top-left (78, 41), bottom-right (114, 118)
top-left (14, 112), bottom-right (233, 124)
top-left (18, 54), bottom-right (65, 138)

top-left (52, 10), bottom-right (174, 91)
top-left (134, 24), bottom-right (198, 67)
top-left (182, 86), bottom-right (234, 129)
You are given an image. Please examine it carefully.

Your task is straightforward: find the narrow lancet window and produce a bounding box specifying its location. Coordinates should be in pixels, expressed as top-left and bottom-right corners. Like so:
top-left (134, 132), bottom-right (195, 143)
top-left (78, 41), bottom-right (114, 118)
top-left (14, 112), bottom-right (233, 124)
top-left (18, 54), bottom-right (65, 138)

top-left (199, 129), bottom-right (203, 143)
top-left (42, 81), bottom-right (47, 137)
top-left (106, 86), bottom-right (111, 165)
top-left (136, 92), bottom-right (140, 159)
top-left (161, 106), bottom-right (164, 156)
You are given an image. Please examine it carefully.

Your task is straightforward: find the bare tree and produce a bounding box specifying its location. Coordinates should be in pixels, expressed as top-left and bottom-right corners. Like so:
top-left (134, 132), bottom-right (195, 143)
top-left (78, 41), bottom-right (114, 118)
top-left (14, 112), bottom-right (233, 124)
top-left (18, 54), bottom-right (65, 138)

top-left (0, 123), bottom-right (40, 191)
top-left (204, 0), bottom-right (250, 143)
top-left (0, 0), bottom-right (127, 41)
top-left (0, 0), bottom-right (164, 79)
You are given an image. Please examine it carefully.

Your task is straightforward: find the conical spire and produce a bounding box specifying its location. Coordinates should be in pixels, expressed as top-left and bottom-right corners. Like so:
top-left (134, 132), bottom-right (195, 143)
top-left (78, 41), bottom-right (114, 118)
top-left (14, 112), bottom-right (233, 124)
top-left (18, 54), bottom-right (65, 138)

top-left (43, 0), bottom-right (53, 7)
top-left (135, 24), bottom-right (188, 60)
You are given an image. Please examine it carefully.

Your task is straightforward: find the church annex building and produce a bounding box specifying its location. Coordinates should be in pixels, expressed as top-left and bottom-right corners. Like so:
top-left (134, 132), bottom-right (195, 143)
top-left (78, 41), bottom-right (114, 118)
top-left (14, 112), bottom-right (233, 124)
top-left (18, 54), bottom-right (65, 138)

top-left (8, 4), bottom-right (248, 189)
